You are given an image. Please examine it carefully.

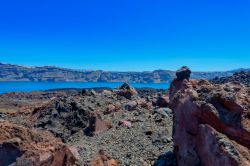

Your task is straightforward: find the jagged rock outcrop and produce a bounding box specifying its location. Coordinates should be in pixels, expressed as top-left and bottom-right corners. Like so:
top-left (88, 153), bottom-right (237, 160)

top-left (169, 72), bottom-right (250, 166)
top-left (32, 98), bottom-right (90, 141)
top-left (85, 111), bottom-right (112, 136)
top-left (115, 83), bottom-right (138, 99)
top-left (0, 121), bottom-right (79, 166)
top-left (31, 96), bottom-right (112, 139)
top-left (176, 66), bottom-right (191, 81)
top-left (211, 71), bottom-right (250, 86)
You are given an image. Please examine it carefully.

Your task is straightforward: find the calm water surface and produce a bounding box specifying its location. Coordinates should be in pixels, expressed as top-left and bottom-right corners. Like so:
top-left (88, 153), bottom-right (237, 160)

top-left (0, 82), bottom-right (170, 94)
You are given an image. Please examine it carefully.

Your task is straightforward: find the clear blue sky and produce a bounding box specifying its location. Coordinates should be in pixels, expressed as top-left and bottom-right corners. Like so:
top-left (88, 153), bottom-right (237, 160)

top-left (0, 0), bottom-right (249, 71)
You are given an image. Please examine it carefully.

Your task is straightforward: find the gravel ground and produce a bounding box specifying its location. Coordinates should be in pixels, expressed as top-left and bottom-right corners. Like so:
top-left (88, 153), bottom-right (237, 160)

top-left (68, 109), bottom-right (173, 166)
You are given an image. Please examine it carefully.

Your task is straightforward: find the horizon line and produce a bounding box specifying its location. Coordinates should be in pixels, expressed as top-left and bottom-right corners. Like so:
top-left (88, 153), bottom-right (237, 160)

top-left (0, 61), bottom-right (249, 73)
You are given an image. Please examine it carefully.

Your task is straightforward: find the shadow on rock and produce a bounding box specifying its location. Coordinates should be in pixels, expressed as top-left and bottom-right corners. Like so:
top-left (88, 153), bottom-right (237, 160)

top-left (153, 151), bottom-right (177, 166)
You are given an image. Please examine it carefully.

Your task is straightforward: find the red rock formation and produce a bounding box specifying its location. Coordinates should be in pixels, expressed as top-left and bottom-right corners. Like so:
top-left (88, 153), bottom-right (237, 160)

top-left (104, 103), bottom-right (122, 114)
top-left (0, 121), bottom-right (79, 166)
top-left (169, 78), bottom-right (250, 166)
top-left (91, 150), bottom-right (119, 166)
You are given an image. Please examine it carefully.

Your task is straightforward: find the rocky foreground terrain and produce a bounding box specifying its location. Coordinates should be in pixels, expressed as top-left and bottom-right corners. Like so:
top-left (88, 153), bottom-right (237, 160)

top-left (0, 83), bottom-right (175, 166)
top-left (1, 62), bottom-right (249, 83)
top-left (0, 67), bottom-right (249, 166)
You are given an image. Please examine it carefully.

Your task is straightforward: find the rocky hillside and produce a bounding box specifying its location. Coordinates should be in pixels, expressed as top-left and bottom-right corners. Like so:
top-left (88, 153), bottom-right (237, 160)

top-left (1, 63), bottom-right (248, 83)
top-left (211, 71), bottom-right (250, 86)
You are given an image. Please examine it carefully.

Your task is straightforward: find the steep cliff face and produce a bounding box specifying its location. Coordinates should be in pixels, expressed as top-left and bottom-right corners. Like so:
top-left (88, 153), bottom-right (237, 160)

top-left (169, 78), bottom-right (250, 166)
top-left (0, 63), bottom-right (174, 82)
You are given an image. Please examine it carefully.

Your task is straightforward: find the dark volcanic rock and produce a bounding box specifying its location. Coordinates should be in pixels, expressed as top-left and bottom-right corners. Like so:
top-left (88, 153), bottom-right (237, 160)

top-left (32, 98), bottom-right (90, 141)
top-left (153, 95), bottom-right (170, 108)
top-left (211, 71), bottom-right (250, 86)
top-left (153, 151), bottom-right (177, 166)
top-left (176, 66), bottom-right (191, 81)
top-left (0, 140), bottom-right (23, 166)
top-left (136, 88), bottom-right (165, 98)
top-left (116, 83), bottom-right (138, 99)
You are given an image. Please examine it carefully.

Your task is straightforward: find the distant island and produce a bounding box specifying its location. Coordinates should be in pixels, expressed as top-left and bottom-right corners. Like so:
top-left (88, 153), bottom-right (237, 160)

top-left (0, 62), bottom-right (249, 83)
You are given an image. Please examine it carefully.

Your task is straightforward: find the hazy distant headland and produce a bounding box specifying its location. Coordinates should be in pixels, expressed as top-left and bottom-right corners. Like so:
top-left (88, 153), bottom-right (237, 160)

top-left (0, 62), bottom-right (249, 83)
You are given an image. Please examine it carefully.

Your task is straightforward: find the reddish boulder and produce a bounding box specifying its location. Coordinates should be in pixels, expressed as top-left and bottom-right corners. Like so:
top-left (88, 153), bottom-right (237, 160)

top-left (91, 150), bottom-right (119, 166)
top-left (153, 95), bottom-right (169, 108)
top-left (118, 120), bottom-right (132, 128)
top-left (0, 121), bottom-right (79, 166)
top-left (137, 98), bottom-right (152, 109)
top-left (104, 103), bottom-right (122, 114)
top-left (169, 78), bottom-right (250, 166)
top-left (86, 112), bottom-right (112, 136)
top-left (124, 101), bottom-right (138, 111)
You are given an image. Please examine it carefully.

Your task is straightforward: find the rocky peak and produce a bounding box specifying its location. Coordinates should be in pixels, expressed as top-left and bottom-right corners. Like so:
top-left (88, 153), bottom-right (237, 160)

top-left (116, 83), bottom-right (138, 99)
top-left (211, 71), bottom-right (250, 86)
top-left (176, 66), bottom-right (191, 81)
top-left (119, 82), bottom-right (132, 90)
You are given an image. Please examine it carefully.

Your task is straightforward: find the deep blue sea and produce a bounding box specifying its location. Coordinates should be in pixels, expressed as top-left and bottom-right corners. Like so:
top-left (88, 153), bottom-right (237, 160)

top-left (0, 82), bottom-right (170, 94)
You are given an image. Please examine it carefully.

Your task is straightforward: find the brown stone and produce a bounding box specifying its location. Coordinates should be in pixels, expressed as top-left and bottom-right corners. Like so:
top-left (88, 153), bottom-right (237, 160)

top-left (86, 112), bottom-right (112, 136)
top-left (153, 95), bottom-right (169, 107)
top-left (91, 150), bottom-right (119, 166)
top-left (0, 121), bottom-right (79, 166)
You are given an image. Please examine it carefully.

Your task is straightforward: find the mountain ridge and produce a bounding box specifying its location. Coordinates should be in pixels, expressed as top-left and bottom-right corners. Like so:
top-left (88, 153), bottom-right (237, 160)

top-left (0, 62), bottom-right (249, 83)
